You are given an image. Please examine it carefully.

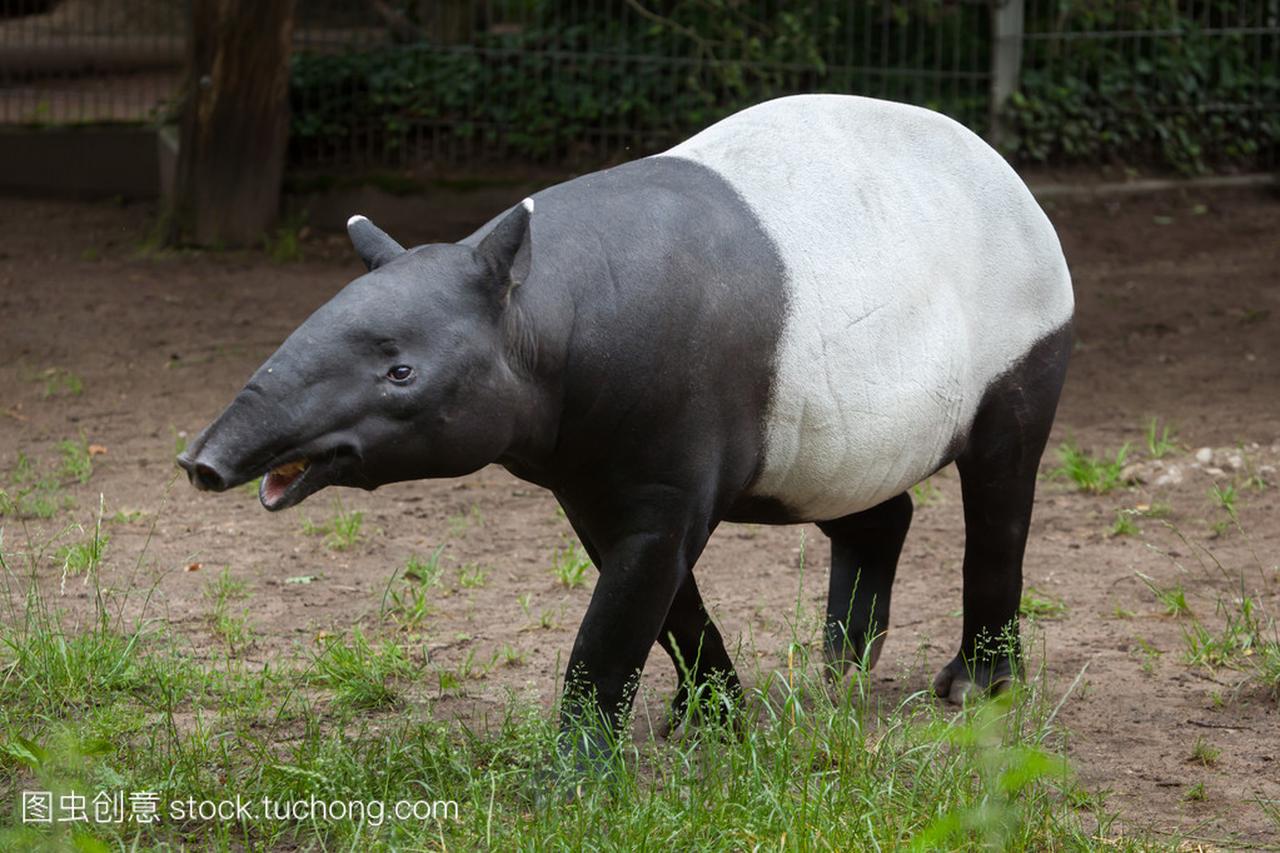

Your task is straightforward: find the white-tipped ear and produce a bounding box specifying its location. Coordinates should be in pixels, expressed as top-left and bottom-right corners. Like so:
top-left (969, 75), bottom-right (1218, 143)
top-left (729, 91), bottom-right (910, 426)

top-left (475, 199), bottom-right (534, 304)
top-left (347, 214), bottom-right (405, 271)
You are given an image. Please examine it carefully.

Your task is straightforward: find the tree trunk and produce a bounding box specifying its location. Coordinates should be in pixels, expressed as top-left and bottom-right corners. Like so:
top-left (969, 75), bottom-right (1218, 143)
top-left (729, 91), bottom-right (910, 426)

top-left (168, 0), bottom-right (296, 247)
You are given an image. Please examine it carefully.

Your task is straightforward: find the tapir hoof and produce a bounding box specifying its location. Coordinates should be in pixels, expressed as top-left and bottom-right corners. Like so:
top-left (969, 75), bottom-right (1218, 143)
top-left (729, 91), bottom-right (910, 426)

top-left (931, 654), bottom-right (1015, 705)
top-left (823, 633), bottom-right (885, 678)
top-left (662, 674), bottom-right (744, 738)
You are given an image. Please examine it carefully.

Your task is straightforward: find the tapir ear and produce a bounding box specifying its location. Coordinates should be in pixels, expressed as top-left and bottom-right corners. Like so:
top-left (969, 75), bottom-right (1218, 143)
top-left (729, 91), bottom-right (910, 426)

top-left (474, 198), bottom-right (533, 302)
top-left (347, 214), bottom-right (405, 271)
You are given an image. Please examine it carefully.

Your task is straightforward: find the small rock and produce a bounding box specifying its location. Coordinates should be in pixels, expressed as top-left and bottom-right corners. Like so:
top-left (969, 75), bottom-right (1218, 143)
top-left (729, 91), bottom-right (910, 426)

top-left (1120, 463), bottom-right (1146, 484)
top-left (1258, 464), bottom-right (1276, 478)
top-left (1155, 466), bottom-right (1184, 487)
top-left (1205, 466), bottom-right (1226, 478)
top-left (1226, 454), bottom-right (1244, 471)
top-left (1195, 447), bottom-right (1214, 465)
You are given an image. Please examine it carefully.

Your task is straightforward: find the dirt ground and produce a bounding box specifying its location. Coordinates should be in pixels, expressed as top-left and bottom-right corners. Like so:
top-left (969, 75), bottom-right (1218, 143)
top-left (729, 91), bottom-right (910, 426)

top-left (1, 185), bottom-right (1278, 845)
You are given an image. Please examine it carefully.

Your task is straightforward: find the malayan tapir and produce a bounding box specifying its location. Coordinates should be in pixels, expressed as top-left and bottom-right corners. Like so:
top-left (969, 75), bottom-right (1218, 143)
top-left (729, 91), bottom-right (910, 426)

top-left (178, 94), bottom-right (1073, 752)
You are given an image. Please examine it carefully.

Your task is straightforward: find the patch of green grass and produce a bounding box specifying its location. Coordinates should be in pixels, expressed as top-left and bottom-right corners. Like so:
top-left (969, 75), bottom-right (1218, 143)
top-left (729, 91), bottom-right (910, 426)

top-left (1143, 417), bottom-right (1178, 458)
top-left (0, 448), bottom-right (74, 519)
top-left (1049, 441), bottom-right (1131, 495)
top-left (1149, 521), bottom-right (1280, 699)
top-left (497, 644), bottom-right (526, 667)
top-left (552, 539), bottom-right (592, 589)
top-left (36, 367), bottom-right (84, 399)
top-left (263, 223), bottom-right (304, 263)
top-left (1132, 638), bottom-right (1163, 676)
top-left (382, 545), bottom-right (446, 629)
top-left (1136, 573), bottom-right (1192, 618)
top-left (1189, 736), bottom-right (1220, 767)
top-left (1138, 501), bottom-right (1173, 520)
top-left (1019, 587), bottom-right (1067, 620)
top-left (1183, 594), bottom-right (1271, 672)
top-left (55, 532), bottom-right (109, 577)
top-left (458, 563), bottom-right (489, 589)
top-left (1209, 483), bottom-right (1238, 521)
top-left (56, 437), bottom-right (94, 484)
top-left (205, 569), bottom-right (252, 654)
top-left (1184, 781), bottom-right (1207, 802)
top-left (0, 497), bottom-right (1146, 850)
top-left (309, 628), bottom-right (413, 709)
top-left (302, 498), bottom-right (365, 551)
top-left (1109, 510), bottom-right (1140, 537)
top-left (911, 478), bottom-right (941, 506)
top-left (108, 509), bottom-right (143, 525)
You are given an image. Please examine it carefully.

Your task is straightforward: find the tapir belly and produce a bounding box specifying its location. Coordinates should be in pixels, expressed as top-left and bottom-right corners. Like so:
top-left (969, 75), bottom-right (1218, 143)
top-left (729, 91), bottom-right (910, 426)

top-left (659, 94), bottom-right (1073, 521)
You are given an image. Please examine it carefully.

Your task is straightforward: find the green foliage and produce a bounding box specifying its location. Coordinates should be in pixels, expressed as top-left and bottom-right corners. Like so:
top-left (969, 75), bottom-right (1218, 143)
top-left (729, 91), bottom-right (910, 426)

top-left (56, 534), bottom-right (109, 577)
top-left (0, 520), bottom-right (1143, 850)
top-left (1137, 572), bottom-right (1192, 618)
top-left (0, 447), bottom-right (81, 519)
top-left (911, 477), bottom-right (941, 506)
top-left (1019, 586), bottom-right (1068, 620)
top-left (1144, 417), bottom-right (1178, 459)
top-left (1050, 441), bottom-right (1130, 495)
top-left (36, 367), bottom-right (84, 399)
top-left (1109, 509), bottom-right (1140, 537)
top-left (457, 563), bottom-right (489, 589)
top-left (552, 539), bottom-right (592, 589)
top-left (205, 569), bottom-right (252, 654)
top-left (56, 437), bottom-right (94, 485)
top-left (303, 498), bottom-right (365, 551)
top-left (263, 223), bottom-right (304, 263)
top-left (310, 628), bottom-right (414, 709)
top-left (1183, 593), bottom-right (1273, 673)
top-left (289, 1), bottom-right (989, 166)
top-left (286, 1), bottom-right (1274, 173)
top-left (1209, 482), bottom-right (1239, 520)
top-left (1008, 2), bottom-right (1280, 173)
top-left (382, 546), bottom-right (447, 629)
top-left (1189, 736), bottom-right (1220, 767)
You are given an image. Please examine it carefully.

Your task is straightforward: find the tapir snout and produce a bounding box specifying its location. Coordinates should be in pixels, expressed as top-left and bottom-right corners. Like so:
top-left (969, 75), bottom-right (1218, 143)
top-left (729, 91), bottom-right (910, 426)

top-left (175, 450), bottom-right (229, 492)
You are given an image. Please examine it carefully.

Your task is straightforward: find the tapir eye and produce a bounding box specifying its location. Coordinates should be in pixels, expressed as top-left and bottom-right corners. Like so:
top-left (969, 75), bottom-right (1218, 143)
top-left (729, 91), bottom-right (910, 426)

top-left (387, 365), bottom-right (414, 383)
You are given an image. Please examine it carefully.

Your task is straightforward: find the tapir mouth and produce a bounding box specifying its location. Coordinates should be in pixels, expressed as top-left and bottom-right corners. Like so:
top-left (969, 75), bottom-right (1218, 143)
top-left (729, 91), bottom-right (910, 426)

top-left (260, 458), bottom-right (310, 510)
top-left (255, 447), bottom-right (355, 512)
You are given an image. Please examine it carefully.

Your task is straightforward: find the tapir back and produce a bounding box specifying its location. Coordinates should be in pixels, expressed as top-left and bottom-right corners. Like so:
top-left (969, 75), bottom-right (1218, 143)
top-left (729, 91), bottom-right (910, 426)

top-left (657, 94), bottom-right (1074, 521)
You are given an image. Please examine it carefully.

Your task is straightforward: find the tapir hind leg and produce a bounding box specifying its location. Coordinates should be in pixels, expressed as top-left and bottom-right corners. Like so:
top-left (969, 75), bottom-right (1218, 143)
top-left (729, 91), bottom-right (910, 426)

top-left (933, 323), bottom-right (1072, 704)
top-left (817, 491), bottom-right (913, 675)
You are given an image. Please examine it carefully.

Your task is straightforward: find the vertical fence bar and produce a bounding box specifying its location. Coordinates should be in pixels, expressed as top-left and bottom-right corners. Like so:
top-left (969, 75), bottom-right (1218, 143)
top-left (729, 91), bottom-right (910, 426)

top-left (989, 0), bottom-right (1024, 148)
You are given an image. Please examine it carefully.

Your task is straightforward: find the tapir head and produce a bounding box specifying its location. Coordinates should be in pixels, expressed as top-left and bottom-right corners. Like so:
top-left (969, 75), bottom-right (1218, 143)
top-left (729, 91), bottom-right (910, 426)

top-left (177, 201), bottom-right (535, 511)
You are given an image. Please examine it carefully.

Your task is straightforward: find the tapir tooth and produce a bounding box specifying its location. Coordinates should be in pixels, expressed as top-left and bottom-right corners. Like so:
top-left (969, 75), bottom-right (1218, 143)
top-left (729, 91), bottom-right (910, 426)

top-left (271, 459), bottom-right (309, 478)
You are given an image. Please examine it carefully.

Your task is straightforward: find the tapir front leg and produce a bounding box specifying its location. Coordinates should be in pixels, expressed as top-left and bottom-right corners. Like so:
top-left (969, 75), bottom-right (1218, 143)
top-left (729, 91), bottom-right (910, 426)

top-left (556, 494), bottom-right (739, 733)
top-left (556, 488), bottom-right (715, 762)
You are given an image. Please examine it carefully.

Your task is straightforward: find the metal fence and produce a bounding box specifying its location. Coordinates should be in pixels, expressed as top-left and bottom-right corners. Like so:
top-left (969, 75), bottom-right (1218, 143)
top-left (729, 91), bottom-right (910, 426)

top-left (0, 0), bottom-right (1276, 172)
top-left (288, 0), bottom-right (994, 168)
top-left (1017, 0), bottom-right (1280, 169)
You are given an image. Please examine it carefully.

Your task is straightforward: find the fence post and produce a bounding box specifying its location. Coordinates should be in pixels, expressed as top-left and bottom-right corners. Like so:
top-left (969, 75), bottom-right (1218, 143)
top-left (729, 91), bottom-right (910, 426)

top-left (989, 0), bottom-right (1025, 151)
